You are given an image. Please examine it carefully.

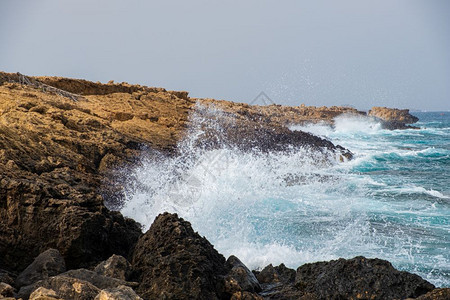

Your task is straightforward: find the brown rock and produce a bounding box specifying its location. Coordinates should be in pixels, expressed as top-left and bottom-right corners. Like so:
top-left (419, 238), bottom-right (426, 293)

top-left (0, 282), bottom-right (14, 298)
top-left (412, 288), bottom-right (450, 300)
top-left (60, 269), bottom-right (137, 290)
top-left (29, 287), bottom-right (62, 300)
top-left (230, 291), bottom-right (264, 300)
top-left (94, 255), bottom-right (132, 281)
top-left (19, 275), bottom-right (100, 300)
top-left (0, 71), bottom-right (193, 272)
top-left (368, 106), bottom-right (419, 124)
top-left (94, 285), bottom-right (142, 300)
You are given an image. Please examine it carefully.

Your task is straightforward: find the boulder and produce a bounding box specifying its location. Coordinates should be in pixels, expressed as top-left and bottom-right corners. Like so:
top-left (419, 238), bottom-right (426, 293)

top-left (131, 212), bottom-right (229, 300)
top-left (94, 285), bottom-right (142, 300)
top-left (18, 276), bottom-right (100, 300)
top-left (29, 287), bottom-right (62, 300)
top-left (225, 256), bottom-right (261, 293)
top-left (15, 249), bottom-right (66, 288)
top-left (94, 254), bottom-right (132, 281)
top-left (295, 256), bottom-right (435, 299)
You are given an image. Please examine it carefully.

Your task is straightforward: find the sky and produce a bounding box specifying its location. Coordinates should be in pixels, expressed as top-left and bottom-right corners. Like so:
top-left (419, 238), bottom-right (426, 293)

top-left (1, 0), bottom-right (449, 111)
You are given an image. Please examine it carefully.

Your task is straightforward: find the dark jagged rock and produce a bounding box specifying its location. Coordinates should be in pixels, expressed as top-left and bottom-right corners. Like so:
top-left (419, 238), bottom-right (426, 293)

top-left (15, 249), bottom-right (66, 288)
top-left (189, 105), bottom-right (353, 160)
top-left (0, 175), bottom-right (142, 271)
top-left (131, 213), bottom-right (229, 300)
top-left (225, 256), bottom-right (261, 294)
top-left (295, 256), bottom-right (435, 300)
top-left (94, 254), bottom-right (132, 281)
top-left (255, 264), bottom-right (296, 285)
top-left (255, 264), bottom-right (301, 300)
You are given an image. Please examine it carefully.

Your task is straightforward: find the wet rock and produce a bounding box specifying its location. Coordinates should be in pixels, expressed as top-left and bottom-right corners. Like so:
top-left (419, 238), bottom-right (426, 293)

top-left (18, 276), bottom-right (100, 300)
top-left (226, 256), bottom-right (261, 293)
top-left (295, 256), bottom-right (435, 300)
top-left (94, 254), bottom-right (132, 281)
top-left (131, 212), bottom-right (229, 300)
top-left (0, 282), bottom-right (14, 298)
top-left (256, 263), bottom-right (296, 285)
top-left (29, 287), bottom-right (62, 300)
top-left (255, 264), bottom-right (301, 300)
top-left (61, 268), bottom-right (137, 290)
top-left (94, 285), bottom-right (142, 300)
top-left (413, 288), bottom-right (450, 300)
top-left (380, 120), bottom-right (419, 130)
top-left (15, 249), bottom-right (66, 288)
top-left (189, 105), bottom-right (352, 159)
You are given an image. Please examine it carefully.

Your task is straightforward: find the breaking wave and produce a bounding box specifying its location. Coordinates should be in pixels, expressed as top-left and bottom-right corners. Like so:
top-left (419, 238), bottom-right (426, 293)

top-left (121, 109), bottom-right (450, 287)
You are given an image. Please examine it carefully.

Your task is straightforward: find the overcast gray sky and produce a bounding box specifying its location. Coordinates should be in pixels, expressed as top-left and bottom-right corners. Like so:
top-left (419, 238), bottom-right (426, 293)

top-left (1, 0), bottom-right (449, 110)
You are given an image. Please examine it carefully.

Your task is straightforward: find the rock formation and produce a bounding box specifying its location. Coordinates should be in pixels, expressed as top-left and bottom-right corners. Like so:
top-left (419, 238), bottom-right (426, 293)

top-left (1, 71), bottom-right (444, 299)
top-left (131, 212), bottom-right (230, 300)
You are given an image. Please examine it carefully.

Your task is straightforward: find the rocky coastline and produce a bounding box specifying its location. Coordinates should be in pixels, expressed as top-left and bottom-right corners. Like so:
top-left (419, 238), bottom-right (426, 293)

top-left (1, 72), bottom-right (445, 299)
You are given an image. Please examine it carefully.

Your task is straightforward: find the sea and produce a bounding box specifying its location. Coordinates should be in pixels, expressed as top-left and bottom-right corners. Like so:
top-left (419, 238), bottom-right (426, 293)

top-left (120, 109), bottom-right (450, 287)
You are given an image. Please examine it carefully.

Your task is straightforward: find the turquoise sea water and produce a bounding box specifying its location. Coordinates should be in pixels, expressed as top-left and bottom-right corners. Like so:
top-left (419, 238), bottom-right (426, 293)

top-left (121, 110), bottom-right (450, 287)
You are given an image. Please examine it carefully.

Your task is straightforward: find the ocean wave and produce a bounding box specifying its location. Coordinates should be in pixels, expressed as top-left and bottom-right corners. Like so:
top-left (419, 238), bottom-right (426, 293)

top-left (121, 109), bottom-right (450, 287)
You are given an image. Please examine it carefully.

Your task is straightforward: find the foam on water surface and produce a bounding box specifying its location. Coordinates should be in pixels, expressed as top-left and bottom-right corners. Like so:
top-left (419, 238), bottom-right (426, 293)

top-left (121, 109), bottom-right (450, 287)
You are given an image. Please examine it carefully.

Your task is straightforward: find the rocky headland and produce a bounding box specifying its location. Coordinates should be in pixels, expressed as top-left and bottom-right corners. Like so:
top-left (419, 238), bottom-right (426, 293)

top-left (1, 72), bottom-right (443, 299)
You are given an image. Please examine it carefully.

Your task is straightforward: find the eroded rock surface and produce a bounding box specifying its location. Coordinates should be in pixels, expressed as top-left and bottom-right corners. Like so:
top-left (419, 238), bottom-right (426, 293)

top-left (368, 106), bottom-right (419, 129)
top-left (0, 72), bottom-right (193, 271)
top-left (94, 285), bottom-right (143, 300)
top-left (131, 212), bottom-right (229, 300)
top-left (295, 256), bottom-right (434, 299)
top-left (18, 275), bottom-right (100, 300)
top-left (94, 255), bottom-right (132, 281)
top-left (15, 249), bottom-right (66, 288)
top-left (369, 106), bottom-right (419, 124)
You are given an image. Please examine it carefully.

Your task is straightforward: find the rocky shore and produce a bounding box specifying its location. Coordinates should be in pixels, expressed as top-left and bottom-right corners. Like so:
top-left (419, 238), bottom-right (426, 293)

top-left (1, 72), bottom-right (443, 299)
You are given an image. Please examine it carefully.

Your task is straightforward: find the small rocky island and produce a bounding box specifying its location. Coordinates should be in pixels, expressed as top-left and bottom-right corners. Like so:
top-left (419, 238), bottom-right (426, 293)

top-left (1, 72), bottom-right (446, 299)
